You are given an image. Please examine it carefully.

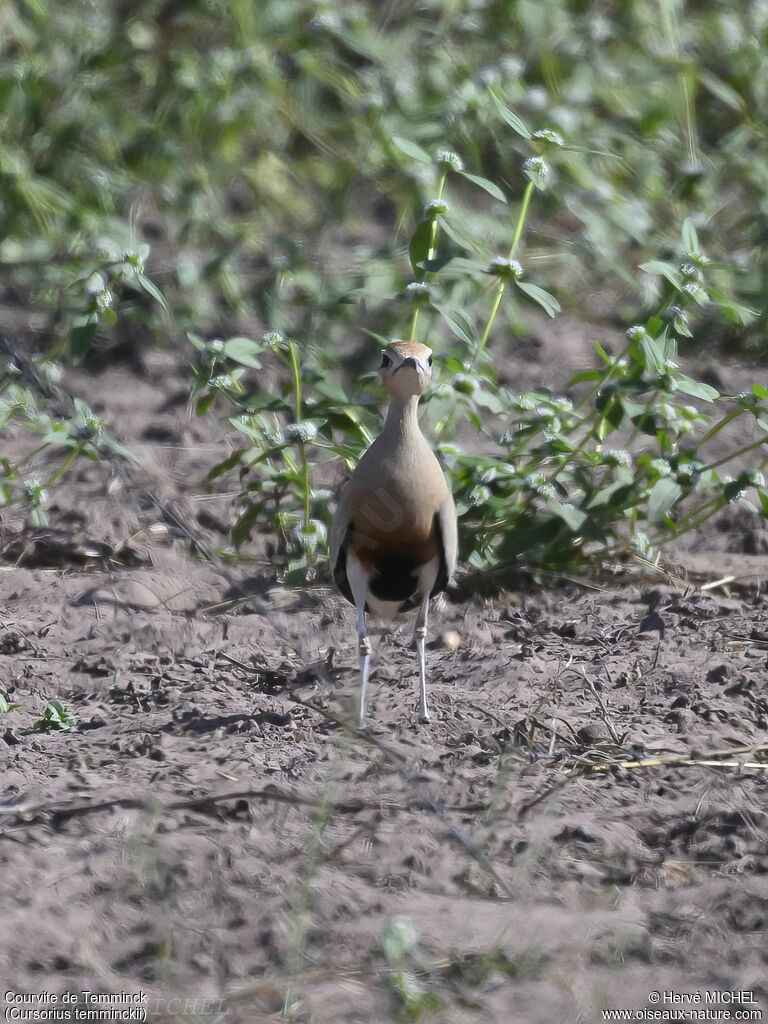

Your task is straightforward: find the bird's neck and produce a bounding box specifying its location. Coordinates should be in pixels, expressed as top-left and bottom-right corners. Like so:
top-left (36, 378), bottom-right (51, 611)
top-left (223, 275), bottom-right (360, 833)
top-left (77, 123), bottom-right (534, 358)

top-left (383, 395), bottom-right (422, 442)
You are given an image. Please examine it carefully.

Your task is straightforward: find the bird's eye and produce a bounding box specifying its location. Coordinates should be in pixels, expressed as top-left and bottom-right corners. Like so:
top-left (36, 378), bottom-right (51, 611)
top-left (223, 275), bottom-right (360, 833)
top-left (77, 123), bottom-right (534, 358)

top-left (427, 355), bottom-right (433, 367)
top-left (380, 352), bottom-right (391, 368)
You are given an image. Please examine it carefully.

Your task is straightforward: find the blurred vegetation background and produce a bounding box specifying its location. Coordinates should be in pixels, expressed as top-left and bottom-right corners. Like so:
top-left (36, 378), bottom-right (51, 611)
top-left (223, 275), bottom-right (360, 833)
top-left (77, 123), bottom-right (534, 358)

top-left (3, 0), bottom-right (767, 353)
top-left (2, 0), bottom-right (768, 576)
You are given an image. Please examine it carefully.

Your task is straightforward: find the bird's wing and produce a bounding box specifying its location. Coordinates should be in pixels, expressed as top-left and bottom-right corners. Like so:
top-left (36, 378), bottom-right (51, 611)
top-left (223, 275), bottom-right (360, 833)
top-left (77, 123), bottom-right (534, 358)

top-left (432, 488), bottom-right (458, 595)
top-left (329, 484), bottom-right (354, 603)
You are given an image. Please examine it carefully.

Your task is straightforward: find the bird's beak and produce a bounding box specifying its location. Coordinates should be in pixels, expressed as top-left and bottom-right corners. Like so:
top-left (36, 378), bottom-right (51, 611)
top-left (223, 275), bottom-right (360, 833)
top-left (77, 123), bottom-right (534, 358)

top-left (397, 357), bottom-right (421, 372)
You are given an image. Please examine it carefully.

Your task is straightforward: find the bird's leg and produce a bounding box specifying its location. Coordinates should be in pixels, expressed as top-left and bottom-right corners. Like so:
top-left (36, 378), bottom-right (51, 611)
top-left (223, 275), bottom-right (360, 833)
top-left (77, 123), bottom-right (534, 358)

top-left (346, 559), bottom-right (373, 729)
top-left (415, 595), bottom-right (430, 723)
top-left (356, 601), bottom-right (371, 729)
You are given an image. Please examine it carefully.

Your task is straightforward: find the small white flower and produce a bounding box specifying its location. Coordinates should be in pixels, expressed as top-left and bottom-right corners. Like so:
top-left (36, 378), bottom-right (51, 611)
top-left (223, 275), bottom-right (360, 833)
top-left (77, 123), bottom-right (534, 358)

top-left (680, 262), bottom-right (704, 282)
top-left (479, 66), bottom-right (502, 88)
top-left (551, 396), bottom-right (574, 413)
top-left (532, 128), bottom-right (564, 147)
top-left (291, 518), bottom-right (327, 551)
top-left (523, 156), bottom-right (551, 189)
top-left (310, 12), bottom-right (340, 30)
top-left (626, 325), bottom-right (646, 342)
top-left (488, 256), bottom-right (523, 280)
top-left (405, 281), bottom-right (432, 300)
top-left (604, 449), bottom-right (632, 467)
top-left (262, 330), bottom-right (285, 348)
top-left (284, 422), bottom-right (318, 444)
top-left (434, 148), bottom-right (463, 171)
top-left (423, 198), bottom-right (448, 218)
top-left (527, 473), bottom-right (556, 497)
top-left (469, 485), bottom-right (491, 505)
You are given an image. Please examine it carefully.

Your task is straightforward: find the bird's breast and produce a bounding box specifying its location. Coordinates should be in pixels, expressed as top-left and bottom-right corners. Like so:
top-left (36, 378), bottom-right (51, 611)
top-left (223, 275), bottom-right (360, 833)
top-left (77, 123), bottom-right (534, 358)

top-left (343, 442), bottom-right (447, 556)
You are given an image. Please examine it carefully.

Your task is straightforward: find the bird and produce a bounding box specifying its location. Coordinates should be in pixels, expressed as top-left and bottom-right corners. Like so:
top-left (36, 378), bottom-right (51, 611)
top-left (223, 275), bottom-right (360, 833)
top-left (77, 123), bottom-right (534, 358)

top-left (330, 340), bottom-right (458, 728)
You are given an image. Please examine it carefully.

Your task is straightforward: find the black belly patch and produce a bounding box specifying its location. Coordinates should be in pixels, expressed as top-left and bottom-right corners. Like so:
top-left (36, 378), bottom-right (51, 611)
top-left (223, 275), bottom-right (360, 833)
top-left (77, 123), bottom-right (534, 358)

top-left (369, 552), bottom-right (420, 604)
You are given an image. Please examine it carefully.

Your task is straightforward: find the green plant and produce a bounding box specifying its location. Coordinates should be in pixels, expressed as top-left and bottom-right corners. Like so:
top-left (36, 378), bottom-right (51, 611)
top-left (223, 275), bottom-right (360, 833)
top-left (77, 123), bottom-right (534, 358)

top-left (197, 136), bottom-right (765, 579)
top-left (381, 917), bottom-right (441, 1022)
top-left (3, 0), bottom-right (768, 571)
top-left (192, 329), bottom-right (377, 580)
top-left (439, 214), bottom-right (767, 571)
top-left (0, 694), bottom-right (20, 714)
top-left (0, 346), bottom-right (136, 526)
top-left (33, 699), bottom-right (77, 732)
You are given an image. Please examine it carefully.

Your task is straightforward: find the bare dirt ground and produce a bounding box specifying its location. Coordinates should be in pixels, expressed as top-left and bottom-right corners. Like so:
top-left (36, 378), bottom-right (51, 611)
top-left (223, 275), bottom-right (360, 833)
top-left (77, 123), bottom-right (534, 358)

top-left (1, 319), bottom-right (767, 1024)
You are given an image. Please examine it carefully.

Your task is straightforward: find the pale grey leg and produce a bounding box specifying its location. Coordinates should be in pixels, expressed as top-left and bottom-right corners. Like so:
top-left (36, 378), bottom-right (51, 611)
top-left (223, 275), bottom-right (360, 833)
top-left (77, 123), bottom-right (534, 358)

top-left (356, 604), bottom-right (371, 729)
top-left (415, 595), bottom-right (430, 723)
top-left (347, 559), bottom-right (371, 729)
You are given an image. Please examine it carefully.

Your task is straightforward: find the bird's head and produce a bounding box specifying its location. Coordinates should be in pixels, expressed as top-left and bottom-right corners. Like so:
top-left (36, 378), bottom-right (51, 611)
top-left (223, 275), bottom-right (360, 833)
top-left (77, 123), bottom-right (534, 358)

top-left (378, 340), bottom-right (434, 398)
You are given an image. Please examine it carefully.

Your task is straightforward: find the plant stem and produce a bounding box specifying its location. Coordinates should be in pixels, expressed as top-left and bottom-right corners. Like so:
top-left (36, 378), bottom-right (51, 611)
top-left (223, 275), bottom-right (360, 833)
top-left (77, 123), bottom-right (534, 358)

top-left (470, 180), bottom-right (534, 369)
top-left (42, 445), bottom-right (83, 489)
top-left (698, 407), bottom-right (744, 445)
top-left (410, 167), bottom-right (448, 342)
top-left (509, 180), bottom-right (534, 259)
top-left (288, 341), bottom-right (302, 423)
top-left (288, 341), bottom-right (311, 533)
top-left (409, 305), bottom-right (421, 341)
top-left (428, 168), bottom-right (448, 260)
top-left (702, 437), bottom-right (767, 474)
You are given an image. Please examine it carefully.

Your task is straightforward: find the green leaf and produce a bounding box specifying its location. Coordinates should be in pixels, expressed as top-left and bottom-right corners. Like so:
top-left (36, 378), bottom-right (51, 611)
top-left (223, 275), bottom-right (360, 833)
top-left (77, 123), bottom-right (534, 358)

top-left (546, 499), bottom-right (589, 533)
top-left (515, 281), bottom-right (560, 318)
top-left (490, 94), bottom-right (532, 138)
top-left (586, 481), bottom-right (634, 511)
top-left (641, 331), bottom-right (673, 376)
top-left (223, 336), bottom-right (262, 369)
top-left (568, 369), bottom-right (604, 385)
top-left (698, 70), bottom-right (745, 113)
top-left (196, 390), bottom-right (216, 417)
top-left (708, 292), bottom-right (759, 325)
top-left (648, 478), bottom-right (682, 523)
top-left (458, 170), bottom-right (507, 203)
top-left (136, 272), bottom-right (168, 311)
top-left (70, 321), bottom-right (97, 363)
top-left (594, 340), bottom-right (613, 364)
top-left (674, 375), bottom-right (719, 401)
top-left (681, 217), bottom-right (699, 254)
top-left (752, 383), bottom-right (768, 400)
top-left (33, 699), bottom-right (77, 731)
top-left (409, 220), bottom-right (432, 275)
top-left (391, 135), bottom-right (432, 164)
top-left (639, 260), bottom-right (683, 289)
top-left (232, 503), bottom-right (263, 548)
top-left (203, 449), bottom-right (245, 483)
top-left (432, 304), bottom-right (476, 346)
top-left (597, 395), bottom-right (625, 439)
